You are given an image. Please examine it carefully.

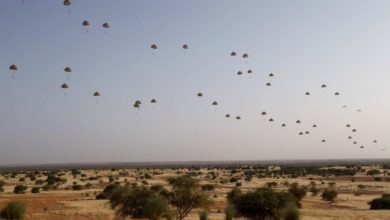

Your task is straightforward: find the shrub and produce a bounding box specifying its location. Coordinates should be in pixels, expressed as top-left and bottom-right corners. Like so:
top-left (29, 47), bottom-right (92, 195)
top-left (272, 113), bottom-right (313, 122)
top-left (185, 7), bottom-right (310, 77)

top-left (224, 205), bottom-right (236, 220)
top-left (13, 185), bottom-right (27, 194)
top-left (309, 186), bottom-right (319, 196)
top-left (109, 184), bottom-right (166, 218)
top-left (369, 194), bottom-right (390, 210)
top-left (72, 184), bottom-right (83, 191)
top-left (288, 183), bottom-right (306, 207)
top-left (227, 187), bottom-right (242, 203)
top-left (282, 206), bottom-right (300, 220)
top-left (144, 196), bottom-right (171, 220)
top-left (31, 187), bottom-right (40, 193)
top-left (0, 201), bottom-right (25, 220)
top-left (321, 189), bottom-right (337, 202)
top-left (198, 210), bottom-right (208, 220)
top-left (201, 184), bottom-right (215, 191)
top-left (0, 180), bottom-right (5, 192)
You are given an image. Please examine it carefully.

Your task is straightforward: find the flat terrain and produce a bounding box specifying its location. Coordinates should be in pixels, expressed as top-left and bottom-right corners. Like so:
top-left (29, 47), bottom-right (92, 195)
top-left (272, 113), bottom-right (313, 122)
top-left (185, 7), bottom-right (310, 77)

top-left (1, 164), bottom-right (390, 220)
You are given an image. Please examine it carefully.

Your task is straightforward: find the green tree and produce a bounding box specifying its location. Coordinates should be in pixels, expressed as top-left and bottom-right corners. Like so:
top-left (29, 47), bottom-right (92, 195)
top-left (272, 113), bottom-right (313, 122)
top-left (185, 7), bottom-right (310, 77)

top-left (230, 187), bottom-right (298, 220)
top-left (166, 176), bottom-right (209, 220)
top-left (144, 196), bottom-right (172, 220)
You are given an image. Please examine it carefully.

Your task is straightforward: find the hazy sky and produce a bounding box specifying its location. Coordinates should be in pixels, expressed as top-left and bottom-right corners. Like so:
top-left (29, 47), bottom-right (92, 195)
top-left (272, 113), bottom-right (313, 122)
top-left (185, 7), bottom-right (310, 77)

top-left (1, 0), bottom-right (390, 164)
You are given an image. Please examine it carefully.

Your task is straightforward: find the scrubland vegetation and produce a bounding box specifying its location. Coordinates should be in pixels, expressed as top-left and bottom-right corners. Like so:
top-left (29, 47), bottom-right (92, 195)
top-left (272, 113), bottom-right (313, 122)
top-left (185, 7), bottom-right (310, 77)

top-left (0, 163), bottom-right (390, 219)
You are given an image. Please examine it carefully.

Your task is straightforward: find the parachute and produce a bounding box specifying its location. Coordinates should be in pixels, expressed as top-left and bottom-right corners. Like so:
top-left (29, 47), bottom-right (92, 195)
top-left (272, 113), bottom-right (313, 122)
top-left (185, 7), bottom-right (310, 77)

top-left (305, 92), bottom-right (310, 96)
top-left (61, 83), bottom-right (68, 96)
top-left (63, 0), bottom-right (71, 6)
top-left (281, 123), bottom-right (286, 127)
top-left (102, 22), bottom-right (110, 29)
top-left (151, 44), bottom-right (158, 50)
top-left (64, 67), bottom-right (72, 72)
top-left (197, 92), bottom-right (203, 97)
top-left (266, 82), bottom-right (271, 86)
top-left (133, 100), bottom-right (141, 108)
top-left (321, 84), bottom-right (327, 88)
top-left (269, 118), bottom-right (274, 122)
top-left (150, 99), bottom-right (157, 104)
top-left (9, 64), bottom-right (17, 71)
top-left (321, 139), bottom-right (326, 143)
top-left (237, 71), bottom-right (243, 76)
top-left (230, 52), bottom-right (236, 56)
top-left (296, 120), bottom-right (301, 124)
top-left (261, 111), bottom-right (267, 116)
top-left (269, 73), bottom-right (274, 77)
top-left (236, 116), bottom-right (241, 120)
top-left (93, 92), bottom-right (100, 96)
top-left (312, 124), bottom-right (317, 128)
top-left (212, 101), bottom-right (218, 106)
top-left (225, 114), bottom-right (230, 118)
top-left (335, 92), bottom-right (340, 96)
top-left (242, 53), bottom-right (249, 58)
top-left (352, 129), bottom-right (357, 132)
top-left (247, 69), bottom-right (252, 74)
top-left (82, 20), bottom-right (90, 26)
top-left (182, 44), bottom-right (188, 49)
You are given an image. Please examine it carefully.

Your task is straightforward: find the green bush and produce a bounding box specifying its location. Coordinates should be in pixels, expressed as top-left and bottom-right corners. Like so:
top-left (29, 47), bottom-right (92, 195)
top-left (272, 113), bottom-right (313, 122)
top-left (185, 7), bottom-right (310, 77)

top-left (13, 185), bottom-right (27, 194)
top-left (31, 187), bottom-right (40, 193)
top-left (230, 187), bottom-right (297, 220)
top-left (321, 189), bottom-right (337, 202)
top-left (0, 201), bottom-right (26, 220)
top-left (144, 196), bottom-right (171, 220)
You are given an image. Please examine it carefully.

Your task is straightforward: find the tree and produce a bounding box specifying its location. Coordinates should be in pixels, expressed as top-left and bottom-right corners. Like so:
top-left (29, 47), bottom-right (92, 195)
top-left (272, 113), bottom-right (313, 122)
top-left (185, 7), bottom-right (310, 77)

top-left (96, 184), bottom-right (120, 200)
top-left (13, 185), bottom-right (27, 194)
top-left (321, 189), bottom-right (337, 202)
top-left (0, 201), bottom-right (25, 220)
top-left (230, 187), bottom-right (298, 220)
top-left (108, 184), bottom-right (171, 219)
top-left (166, 176), bottom-right (209, 220)
top-left (288, 183), bottom-right (306, 207)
